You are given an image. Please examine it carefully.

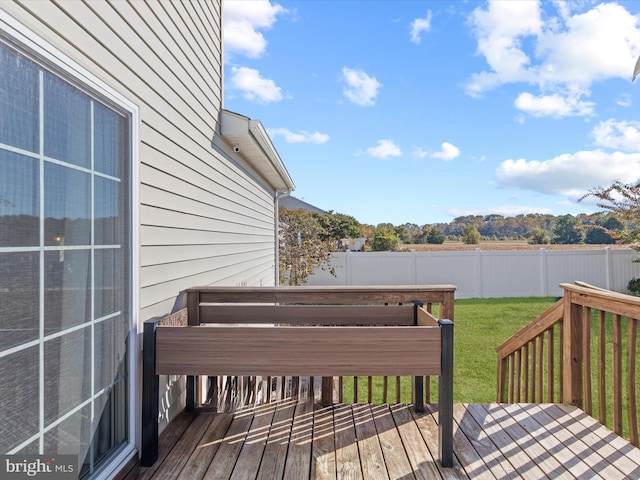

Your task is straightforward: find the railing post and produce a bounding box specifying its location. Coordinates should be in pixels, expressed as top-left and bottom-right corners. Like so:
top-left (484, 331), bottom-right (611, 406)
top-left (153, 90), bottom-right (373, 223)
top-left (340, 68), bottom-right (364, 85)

top-left (438, 319), bottom-right (454, 468)
top-left (141, 319), bottom-right (159, 467)
top-left (413, 301), bottom-right (425, 412)
top-left (562, 288), bottom-right (583, 407)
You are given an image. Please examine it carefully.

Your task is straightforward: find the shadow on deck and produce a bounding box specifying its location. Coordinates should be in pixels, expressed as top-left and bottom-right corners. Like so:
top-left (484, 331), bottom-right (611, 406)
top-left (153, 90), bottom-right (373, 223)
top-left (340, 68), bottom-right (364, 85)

top-left (118, 401), bottom-right (640, 480)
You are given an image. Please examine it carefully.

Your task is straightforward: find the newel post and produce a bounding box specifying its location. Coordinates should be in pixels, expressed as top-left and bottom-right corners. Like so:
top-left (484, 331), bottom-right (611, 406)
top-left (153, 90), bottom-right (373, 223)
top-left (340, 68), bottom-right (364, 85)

top-left (562, 287), bottom-right (583, 407)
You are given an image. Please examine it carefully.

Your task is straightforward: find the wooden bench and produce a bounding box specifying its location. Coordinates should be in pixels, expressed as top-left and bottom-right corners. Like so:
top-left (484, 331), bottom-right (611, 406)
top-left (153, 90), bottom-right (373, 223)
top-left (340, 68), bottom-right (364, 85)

top-left (141, 286), bottom-right (454, 468)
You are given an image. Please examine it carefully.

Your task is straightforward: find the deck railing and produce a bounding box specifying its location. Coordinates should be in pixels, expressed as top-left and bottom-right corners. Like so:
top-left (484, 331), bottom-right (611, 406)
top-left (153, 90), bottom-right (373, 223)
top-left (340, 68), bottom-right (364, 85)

top-left (497, 282), bottom-right (640, 445)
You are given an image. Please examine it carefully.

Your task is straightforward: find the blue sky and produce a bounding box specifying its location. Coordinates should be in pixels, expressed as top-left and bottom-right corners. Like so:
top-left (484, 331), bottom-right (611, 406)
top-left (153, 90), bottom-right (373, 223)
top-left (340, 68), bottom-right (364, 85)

top-left (223, 0), bottom-right (640, 226)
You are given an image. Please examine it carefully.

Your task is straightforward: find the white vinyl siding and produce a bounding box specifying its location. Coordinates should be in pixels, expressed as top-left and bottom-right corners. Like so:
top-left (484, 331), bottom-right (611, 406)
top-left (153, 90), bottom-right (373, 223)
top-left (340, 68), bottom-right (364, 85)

top-left (0, 1), bottom-right (279, 324)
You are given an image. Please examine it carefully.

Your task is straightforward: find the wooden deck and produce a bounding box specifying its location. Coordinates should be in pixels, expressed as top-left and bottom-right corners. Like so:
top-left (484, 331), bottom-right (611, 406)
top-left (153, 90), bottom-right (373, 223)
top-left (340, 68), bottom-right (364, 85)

top-left (120, 401), bottom-right (640, 479)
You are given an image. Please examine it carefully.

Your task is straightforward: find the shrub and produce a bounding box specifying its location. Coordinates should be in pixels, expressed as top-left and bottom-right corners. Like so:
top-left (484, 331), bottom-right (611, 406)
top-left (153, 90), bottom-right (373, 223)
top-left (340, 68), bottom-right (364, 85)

top-left (628, 277), bottom-right (640, 296)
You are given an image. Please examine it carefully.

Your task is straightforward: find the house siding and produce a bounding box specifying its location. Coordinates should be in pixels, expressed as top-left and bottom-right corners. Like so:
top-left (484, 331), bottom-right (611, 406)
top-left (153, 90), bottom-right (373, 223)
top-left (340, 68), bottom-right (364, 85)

top-left (1, 1), bottom-right (279, 324)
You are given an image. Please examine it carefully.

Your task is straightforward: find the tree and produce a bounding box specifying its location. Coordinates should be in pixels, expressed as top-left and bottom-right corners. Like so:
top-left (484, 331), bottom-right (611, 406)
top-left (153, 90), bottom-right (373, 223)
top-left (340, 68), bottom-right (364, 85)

top-left (461, 224), bottom-right (480, 244)
top-left (395, 225), bottom-right (413, 244)
top-left (426, 227), bottom-right (445, 244)
top-left (584, 226), bottom-right (615, 244)
top-left (372, 226), bottom-right (401, 251)
top-left (278, 207), bottom-right (336, 285)
top-left (528, 227), bottom-right (550, 245)
top-left (313, 211), bottom-right (361, 242)
top-left (551, 215), bottom-right (582, 244)
top-left (581, 182), bottom-right (640, 247)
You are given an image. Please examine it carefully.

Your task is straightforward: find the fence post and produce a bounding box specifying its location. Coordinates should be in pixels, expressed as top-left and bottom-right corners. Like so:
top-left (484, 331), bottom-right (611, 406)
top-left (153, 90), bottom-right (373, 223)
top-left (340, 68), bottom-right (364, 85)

top-left (540, 248), bottom-right (547, 296)
top-left (605, 247), bottom-right (612, 290)
top-left (438, 319), bottom-right (454, 468)
top-left (562, 287), bottom-right (583, 407)
top-left (475, 248), bottom-right (482, 298)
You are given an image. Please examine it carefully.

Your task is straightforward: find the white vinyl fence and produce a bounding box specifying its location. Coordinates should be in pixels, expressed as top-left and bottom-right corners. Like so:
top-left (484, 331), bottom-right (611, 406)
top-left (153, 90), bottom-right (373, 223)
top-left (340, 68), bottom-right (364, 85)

top-left (306, 248), bottom-right (640, 298)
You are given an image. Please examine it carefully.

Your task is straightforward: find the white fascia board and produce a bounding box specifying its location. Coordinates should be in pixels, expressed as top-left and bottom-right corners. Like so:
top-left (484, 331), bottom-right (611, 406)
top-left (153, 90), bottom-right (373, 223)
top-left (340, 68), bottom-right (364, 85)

top-left (220, 109), bottom-right (295, 192)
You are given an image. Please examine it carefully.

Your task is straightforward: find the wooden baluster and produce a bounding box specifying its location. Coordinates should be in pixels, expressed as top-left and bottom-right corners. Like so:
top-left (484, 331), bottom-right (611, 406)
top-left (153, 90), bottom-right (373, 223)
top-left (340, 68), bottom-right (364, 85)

top-left (522, 343), bottom-right (533, 402)
top-left (515, 349), bottom-right (522, 403)
top-left (382, 376), bottom-right (388, 404)
top-left (353, 376), bottom-right (358, 403)
top-left (508, 355), bottom-right (515, 403)
top-left (583, 307), bottom-right (592, 416)
top-left (321, 377), bottom-right (333, 407)
top-left (559, 325), bottom-right (564, 402)
top-left (531, 337), bottom-right (539, 402)
top-left (629, 317), bottom-right (638, 446)
top-left (537, 334), bottom-right (544, 403)
top-left (497, 355), bottom-right (507, 403)
top-left (425, 375), bottom-right (431, 404)
top-left (396, 376), bottom-right (401, 404)
top-left (547, 326), bottom-right (554, 403)
top-left (613, 314), bottom-right (622, 436)
top-left (599, 311), bottom-right (606, 424)
top-left (367, 376), bottom-right (373, 404)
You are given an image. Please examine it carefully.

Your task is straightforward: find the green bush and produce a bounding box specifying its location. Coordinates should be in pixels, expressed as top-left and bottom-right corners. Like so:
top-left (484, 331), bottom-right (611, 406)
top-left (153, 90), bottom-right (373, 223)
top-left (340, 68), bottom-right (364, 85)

top-left (628, 277), bottom-right (640, 296)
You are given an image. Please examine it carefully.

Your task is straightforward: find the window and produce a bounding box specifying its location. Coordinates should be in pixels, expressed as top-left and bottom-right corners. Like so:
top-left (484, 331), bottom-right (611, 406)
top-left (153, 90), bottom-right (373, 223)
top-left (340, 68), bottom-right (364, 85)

top-left (0, 38), bottom-right (132, 477)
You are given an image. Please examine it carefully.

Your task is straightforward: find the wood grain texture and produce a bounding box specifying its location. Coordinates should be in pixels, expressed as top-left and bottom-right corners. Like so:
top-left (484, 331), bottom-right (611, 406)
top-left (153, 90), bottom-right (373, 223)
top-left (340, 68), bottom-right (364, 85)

top-left (199, 304), bottom-right (415, 325)
top-left (155, 325), bottom-right (441, 377)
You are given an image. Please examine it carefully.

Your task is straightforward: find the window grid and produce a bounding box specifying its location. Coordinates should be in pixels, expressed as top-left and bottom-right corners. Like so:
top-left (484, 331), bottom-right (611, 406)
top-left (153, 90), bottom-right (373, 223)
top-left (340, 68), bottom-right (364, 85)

top-left (0, 41), bottom-right (130, 473)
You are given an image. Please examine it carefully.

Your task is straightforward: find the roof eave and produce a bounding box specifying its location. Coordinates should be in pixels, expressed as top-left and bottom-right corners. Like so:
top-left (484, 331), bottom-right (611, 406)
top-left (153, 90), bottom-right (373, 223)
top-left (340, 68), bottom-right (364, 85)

top-left (220, 109), bottom-right (295, 192)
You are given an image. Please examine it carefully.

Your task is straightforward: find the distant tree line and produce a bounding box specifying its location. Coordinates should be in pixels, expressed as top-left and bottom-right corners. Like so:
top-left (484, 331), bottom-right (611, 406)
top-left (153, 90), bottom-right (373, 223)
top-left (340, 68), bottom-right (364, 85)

top-left (280, 180), bottom-right (640, 285)
top-left (279, 208), bottom-right (626, 264)
top-left (365, 211), bottom-right (624, 249)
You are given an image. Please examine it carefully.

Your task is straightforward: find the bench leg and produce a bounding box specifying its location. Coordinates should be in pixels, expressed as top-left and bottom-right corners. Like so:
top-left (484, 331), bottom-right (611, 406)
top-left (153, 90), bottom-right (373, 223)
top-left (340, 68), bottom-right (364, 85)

top-left (141, 321), bottom-right (159, 466)
top-left (438, 319), bottom-right (454, 468)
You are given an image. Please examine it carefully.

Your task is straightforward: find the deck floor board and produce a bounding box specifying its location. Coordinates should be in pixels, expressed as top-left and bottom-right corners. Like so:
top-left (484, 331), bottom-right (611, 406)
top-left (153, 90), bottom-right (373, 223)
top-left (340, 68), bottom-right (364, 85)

top-left (124, 403), bottom-right (640, 480)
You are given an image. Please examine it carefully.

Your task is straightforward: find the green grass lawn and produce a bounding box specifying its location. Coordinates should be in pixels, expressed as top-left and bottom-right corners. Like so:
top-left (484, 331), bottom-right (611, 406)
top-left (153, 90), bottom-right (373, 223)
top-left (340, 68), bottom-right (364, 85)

top-left (340, 296), bottom-right (558, 404)
top-left (453, 296), bottom-right (558, 402)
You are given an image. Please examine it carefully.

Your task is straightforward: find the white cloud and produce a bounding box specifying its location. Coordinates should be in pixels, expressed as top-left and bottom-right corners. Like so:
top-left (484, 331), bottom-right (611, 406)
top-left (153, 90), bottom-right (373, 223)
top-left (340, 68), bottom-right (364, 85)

top-left (413, 142), bottom-right (460, 161)
top-left (268, 128), bottom-right (329, 144)
top-left (223, 0), bottom-right (286, 59)
top-left (430, 142), bottom-right (460, 161)
top-left (466, 1), bottom-right (640, 118)
top-left (228, 66), bottom-right (282, 104)
top-left (367, 139), bottom-right (402, 158)
top-left (514, 91), bottom-right (594, 117)
top-left (592, 119), bottom-right (640, 152)
top-left (536, 3), bottom-right (640, 86)
top-left (495, 150), bottom-right (640, 198)
top-left (465, 0), bottom-right (542, 95)
top-left (410, 11), bottom-right (432, 44)
top-left (342, 67), bottom-right (382, 106)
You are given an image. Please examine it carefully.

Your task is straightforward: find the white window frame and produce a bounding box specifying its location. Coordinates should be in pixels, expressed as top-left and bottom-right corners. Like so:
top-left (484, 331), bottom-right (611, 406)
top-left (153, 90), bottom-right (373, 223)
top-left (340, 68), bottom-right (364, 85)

top-left (0, 10), bottom-right (140, 479)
